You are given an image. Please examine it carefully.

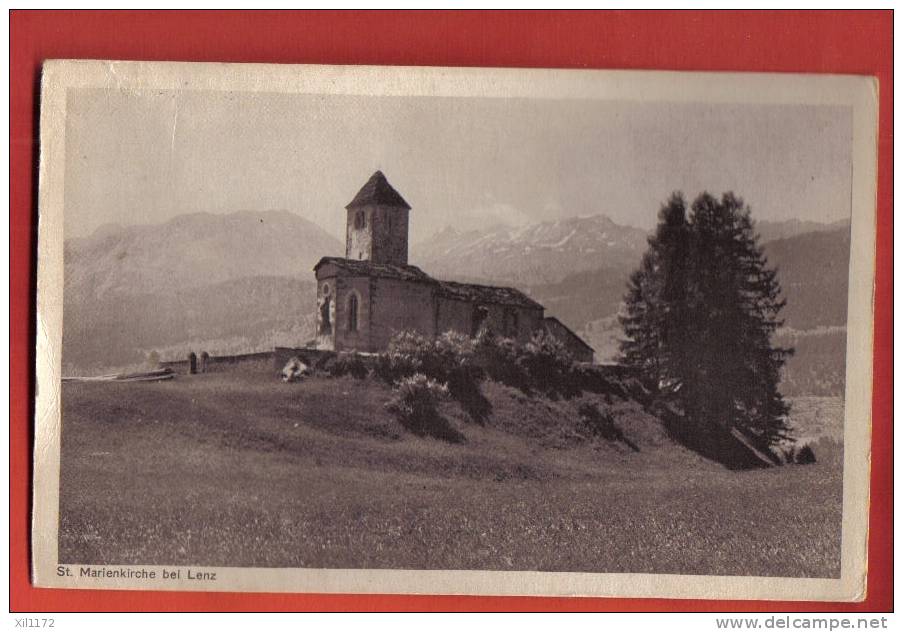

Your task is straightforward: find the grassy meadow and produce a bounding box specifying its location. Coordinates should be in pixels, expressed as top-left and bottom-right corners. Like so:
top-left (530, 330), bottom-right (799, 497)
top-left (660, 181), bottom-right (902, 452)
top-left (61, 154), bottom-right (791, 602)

top-left (59, 364), bottom-right (843, 577)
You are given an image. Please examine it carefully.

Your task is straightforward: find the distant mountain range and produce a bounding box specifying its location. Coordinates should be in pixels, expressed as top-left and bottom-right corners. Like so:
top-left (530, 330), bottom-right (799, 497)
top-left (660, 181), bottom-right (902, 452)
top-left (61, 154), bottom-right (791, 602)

top-left (62, 211), bottom-right (341, 373)
top-left (524, 220), bottom-right (851, 339)
top-left (62, 210), bottom-right (852, 395)
top-left (65, 210), bottom-right (342, 298)
top-left (411, 215), bottom-right (648, 286)
top-left (753, 217), bottom-right (850, 244)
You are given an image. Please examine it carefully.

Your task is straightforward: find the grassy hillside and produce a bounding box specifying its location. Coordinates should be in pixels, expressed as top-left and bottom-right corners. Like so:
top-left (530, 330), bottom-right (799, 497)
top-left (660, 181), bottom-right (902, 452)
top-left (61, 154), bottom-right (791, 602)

top-left (59, 367), bottom-right (842, 577)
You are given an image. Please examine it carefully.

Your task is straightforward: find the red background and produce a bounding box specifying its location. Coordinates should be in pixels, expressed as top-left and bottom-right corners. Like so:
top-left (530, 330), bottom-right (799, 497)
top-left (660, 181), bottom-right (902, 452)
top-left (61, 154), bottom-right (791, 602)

top-left (9, 10), bottom-right (893, 612)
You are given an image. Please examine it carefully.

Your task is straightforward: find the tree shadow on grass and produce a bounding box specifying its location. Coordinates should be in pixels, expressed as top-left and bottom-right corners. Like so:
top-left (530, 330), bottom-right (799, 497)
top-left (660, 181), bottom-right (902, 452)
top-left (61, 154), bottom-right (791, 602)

top-left (578, 402), bottom-right (640, 452)
top-left (399, 411), bottom-right (466, 444)
top-left (448, 380), bottom-right (493, 425)
top-left (654, 404), bottom-right (777, 470)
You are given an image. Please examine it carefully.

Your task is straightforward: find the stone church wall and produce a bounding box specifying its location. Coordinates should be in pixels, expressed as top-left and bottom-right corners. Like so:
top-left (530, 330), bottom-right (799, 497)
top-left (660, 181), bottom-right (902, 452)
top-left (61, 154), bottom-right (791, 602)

top-left (436, 297), bottom-right (543, 343)
top-left (544, 317), bottom-right (595, 363)
top-left (479, 303), bottom-right (543, 343)
top-left (332, 276), bottom-right (371, 352)
top-left (345, 205), bottom-right (409, 265)
top-left (345, 207), bottom-right (373, 261)
top-left (370, 205), bottom-right (409, 265)
top-left (435, 297), bottom-right (473, 338)
top-left (511, 306), bottom-right (545, 343)
top-left (315, 274), bottom-right (337, 350)
top-left (368, 278), bottom-right (436, 350)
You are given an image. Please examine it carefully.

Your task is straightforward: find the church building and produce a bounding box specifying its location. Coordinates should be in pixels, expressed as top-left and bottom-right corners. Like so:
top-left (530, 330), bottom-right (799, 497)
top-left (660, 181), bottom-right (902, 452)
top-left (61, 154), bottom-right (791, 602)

top-left (313, 171), bottom-right (594, 363)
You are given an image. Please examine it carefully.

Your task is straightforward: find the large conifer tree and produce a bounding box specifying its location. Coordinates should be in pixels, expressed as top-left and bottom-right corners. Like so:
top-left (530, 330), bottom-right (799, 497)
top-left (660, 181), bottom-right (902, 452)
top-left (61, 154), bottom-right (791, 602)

top-left (619, 193), bottom-right (692, 394)
top-left (619, 192), bottom-right (793, 448)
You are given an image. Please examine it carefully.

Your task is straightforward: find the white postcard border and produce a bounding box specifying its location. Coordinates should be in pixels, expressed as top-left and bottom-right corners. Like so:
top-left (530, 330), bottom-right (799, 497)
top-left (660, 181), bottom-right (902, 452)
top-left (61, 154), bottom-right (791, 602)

top-left (33, 60), bottom-right (878, 601)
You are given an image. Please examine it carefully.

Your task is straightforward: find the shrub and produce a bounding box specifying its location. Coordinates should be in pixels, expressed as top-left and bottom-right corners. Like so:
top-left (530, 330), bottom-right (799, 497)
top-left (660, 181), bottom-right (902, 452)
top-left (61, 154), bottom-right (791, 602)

top-left (320, 354), bottom-right (338, 377)
top-left (432, 331), bottom-right (482, 394)
top-left (431, 331), bottom-right (491, 422)
top-left (433, 331), bottom-right (476, 372)
top-left (376, 330), bottom-right (482, 388)
top-left (474, 330), bottom-right (525, 386)
top-left (772, 440), bottom-right (819, 465)
top-left (475, 329), bottom-right (577, 395)
top-left (518, 329), bottom-right (574, 385)
top-left (385, 373), bottom-right (461, 441)
top-left (794, 444), bottom-right (817, 465)
top-left (378, 328), bottom-right (579, 413)
top-left (387, 373), bottom-right (449, 419)
top-left (374, 331), bottom-right (431, 383)
top-left (324, 351), bottom-right (369, 379)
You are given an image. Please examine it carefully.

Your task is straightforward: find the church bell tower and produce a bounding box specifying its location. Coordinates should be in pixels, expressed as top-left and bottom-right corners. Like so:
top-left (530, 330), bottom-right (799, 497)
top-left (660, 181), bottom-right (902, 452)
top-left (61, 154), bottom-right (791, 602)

top-left (345, 171), bottom-right (411, 266)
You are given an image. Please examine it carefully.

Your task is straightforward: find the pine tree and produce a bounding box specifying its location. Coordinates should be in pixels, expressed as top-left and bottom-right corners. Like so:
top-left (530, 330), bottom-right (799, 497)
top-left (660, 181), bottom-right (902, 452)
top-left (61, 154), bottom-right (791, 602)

top-left (618, 193), bottom-right (692, 393)
top-left (618, 251), bottom-right (662, 381)
top-left (687, 192), bottom-right (794, 444)
top-left (620, 191), bottom-right (794, 449)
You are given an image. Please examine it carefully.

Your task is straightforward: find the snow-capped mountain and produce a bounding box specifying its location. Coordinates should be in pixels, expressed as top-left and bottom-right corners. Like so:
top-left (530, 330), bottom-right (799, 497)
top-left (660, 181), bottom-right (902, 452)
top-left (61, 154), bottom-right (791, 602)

top-left (411, 214), bottom-right (648, 286)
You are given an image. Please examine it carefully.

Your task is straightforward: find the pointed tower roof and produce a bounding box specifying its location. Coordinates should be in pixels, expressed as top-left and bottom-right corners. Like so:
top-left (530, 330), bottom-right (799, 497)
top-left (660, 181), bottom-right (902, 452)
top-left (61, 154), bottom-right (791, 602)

top-left (345, 171), bottom-right (411, 210)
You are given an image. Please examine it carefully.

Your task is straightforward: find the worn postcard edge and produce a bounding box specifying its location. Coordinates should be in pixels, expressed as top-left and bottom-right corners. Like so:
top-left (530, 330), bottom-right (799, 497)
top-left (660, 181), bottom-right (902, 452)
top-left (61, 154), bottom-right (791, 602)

top-left (31, 60), bottom-right (878, 601)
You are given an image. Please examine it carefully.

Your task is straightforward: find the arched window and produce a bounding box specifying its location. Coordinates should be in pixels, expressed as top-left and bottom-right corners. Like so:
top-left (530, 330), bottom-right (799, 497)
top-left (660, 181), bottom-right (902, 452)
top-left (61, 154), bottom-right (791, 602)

top-left (354, 210), bottom-right (366, 229)
top-left (347, 293), bottom-right (359, 332)
top-left (471, 305), bottom-right (489, 337)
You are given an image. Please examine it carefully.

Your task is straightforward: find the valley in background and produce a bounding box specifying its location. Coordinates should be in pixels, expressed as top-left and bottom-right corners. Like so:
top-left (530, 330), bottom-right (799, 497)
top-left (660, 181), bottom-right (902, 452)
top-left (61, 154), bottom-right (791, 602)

top-left (62, 210), bottom-right (850, 398)
top-left (58, 208), bottom-right (849, 573)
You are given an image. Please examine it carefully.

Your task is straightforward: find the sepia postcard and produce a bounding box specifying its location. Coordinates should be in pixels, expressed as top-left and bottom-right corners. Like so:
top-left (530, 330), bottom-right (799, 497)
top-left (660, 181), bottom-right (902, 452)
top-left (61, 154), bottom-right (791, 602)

top-left (33, 60), bottom-right (877, 601)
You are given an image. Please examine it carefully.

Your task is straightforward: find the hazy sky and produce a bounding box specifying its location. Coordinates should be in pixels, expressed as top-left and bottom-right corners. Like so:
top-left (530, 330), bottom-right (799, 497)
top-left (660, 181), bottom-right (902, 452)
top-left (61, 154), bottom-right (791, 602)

top-left (63, 88), bottom-right (852, 242)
